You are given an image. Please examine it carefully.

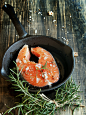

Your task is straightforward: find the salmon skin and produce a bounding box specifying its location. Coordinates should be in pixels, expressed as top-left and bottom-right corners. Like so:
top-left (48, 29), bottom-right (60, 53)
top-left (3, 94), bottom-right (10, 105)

top-left (16, 45), bottom-right (59, 87)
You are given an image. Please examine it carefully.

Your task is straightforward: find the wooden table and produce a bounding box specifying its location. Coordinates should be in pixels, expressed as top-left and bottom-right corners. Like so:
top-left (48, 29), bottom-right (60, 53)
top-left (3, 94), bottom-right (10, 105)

top-left (0, 0), bottom-right (86, 114)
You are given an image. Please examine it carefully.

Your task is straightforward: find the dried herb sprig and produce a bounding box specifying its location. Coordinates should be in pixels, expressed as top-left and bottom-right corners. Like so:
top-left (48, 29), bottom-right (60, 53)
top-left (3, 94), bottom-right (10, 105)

top-left (4, 63), bottom-right (83, 115)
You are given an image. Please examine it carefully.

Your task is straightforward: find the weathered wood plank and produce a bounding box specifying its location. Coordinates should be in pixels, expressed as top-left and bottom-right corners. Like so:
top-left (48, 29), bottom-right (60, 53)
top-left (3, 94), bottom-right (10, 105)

top-left (0, 0), bottom-right (86, 114)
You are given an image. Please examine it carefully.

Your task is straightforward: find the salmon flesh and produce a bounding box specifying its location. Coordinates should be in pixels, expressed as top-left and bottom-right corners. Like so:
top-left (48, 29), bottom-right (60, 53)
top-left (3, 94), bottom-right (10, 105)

top-left (16, 45), bottom-right (59, 87)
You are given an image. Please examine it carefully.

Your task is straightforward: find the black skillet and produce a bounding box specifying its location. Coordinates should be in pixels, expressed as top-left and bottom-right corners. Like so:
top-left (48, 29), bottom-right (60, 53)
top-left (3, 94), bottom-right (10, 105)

top-left (1, 4), bottom-right (75, 92)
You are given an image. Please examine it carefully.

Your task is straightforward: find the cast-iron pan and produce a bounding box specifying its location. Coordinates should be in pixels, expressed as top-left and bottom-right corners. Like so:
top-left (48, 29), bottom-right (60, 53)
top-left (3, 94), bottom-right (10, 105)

top-left (1, 4), bottom-right (75, 92)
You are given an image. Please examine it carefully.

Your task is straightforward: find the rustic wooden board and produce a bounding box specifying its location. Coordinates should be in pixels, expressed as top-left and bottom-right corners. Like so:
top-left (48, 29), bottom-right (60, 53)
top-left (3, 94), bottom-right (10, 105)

top-left (0, 0), bottom-right (86, 114)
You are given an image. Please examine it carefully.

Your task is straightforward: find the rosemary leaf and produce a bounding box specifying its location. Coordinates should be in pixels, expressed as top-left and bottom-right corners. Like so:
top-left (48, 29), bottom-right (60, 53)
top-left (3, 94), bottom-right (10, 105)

top-left (4, 63), bottom-right (83, 115)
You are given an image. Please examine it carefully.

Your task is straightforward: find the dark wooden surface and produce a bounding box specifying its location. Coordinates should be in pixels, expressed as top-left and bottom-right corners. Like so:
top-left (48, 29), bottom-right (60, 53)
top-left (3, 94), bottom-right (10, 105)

top-left (0, 0), bottom-right (86, 114)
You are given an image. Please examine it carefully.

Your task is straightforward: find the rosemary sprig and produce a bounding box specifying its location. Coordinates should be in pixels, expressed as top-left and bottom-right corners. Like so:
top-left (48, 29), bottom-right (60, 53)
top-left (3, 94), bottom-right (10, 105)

top-left (4, 64), bottom-right (83, 115)
top-left (36, 61), bottom-right (51, 73)
top-left (42, 61), bottom-right (47, 68)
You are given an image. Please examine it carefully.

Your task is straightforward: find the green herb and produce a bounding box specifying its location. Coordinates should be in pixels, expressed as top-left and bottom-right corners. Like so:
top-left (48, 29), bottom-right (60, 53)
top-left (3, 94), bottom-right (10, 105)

top-left (42, 61), bottom-right (47, 68)
top-left (36, 61), bottom-right (51, 73)
top-left (4, 63), bottom-right (83, 115)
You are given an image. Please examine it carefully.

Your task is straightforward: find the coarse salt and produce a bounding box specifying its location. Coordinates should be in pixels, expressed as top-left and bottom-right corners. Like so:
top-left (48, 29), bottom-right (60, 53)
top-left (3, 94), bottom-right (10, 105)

top-left (50, 64), bottom-right (52, 67)
top-left (44, 72), bottom-right (48, 79)
top-left (42, 74), bottom-right (44, 78)
top-left (19, 60), bottom-right (21, 63)
top-left (36, 78), bottom-right (40, 83)
top-left (63, 38), bottom-right (66, 41)
top-left (48, 81), bottom-right (52, 86)
top-left (35, 30), bottom-right (37, 34)
top-left (53, 20), bottom-right (56, 22)
top-left (23, 58), bottom-right (27, 63)
top-left (29, 10), bottom-right (32, 12)
top-left (35, 64), bottom-right (41, 68)
top-left (53, 65), bottom-right (55, 67)
top-left (29, 16), bottom-right (31, 18)
top-left (38, 12), bottom-right (42, 14)
top-left (48, 73), bottom-right (50, 75)
top-left (16, 58), bottom-right (19, 63)
top-left (26, 67), bottom-right (29, 71)
top-left (5, 2), bottom-right (7, 4)
top-left (44, 56), bottom-right (48, 60)
top-left (57, 77), bottom-right (59, 80)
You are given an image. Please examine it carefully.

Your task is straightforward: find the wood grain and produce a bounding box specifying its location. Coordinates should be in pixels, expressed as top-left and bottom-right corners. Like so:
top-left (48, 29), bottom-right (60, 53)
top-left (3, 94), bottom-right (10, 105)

top-left (0, 0), bottom-right (86, 114)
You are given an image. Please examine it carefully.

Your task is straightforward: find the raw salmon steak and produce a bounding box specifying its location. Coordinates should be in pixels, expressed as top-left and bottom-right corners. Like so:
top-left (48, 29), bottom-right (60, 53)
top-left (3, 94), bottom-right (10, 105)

top-left (16, 45), bottom-right (59, 87)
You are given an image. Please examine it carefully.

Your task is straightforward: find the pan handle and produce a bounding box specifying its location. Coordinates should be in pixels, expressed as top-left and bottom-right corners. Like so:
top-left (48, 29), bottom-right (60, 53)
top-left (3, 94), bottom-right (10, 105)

top-left (2, 4), bottom-right (28, 38)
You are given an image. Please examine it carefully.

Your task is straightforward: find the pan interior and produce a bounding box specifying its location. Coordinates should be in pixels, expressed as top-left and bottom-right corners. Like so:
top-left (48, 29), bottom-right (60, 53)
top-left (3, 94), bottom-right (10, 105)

top-left (2, 36), bottom-right (74, 92)
top-left (8, 45), bottom-right (70, 92)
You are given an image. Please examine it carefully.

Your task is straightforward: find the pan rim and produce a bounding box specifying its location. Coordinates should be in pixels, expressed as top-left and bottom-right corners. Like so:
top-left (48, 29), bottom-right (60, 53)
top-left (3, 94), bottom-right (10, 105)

top-left (1, 35), bottom-right (75, 92)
